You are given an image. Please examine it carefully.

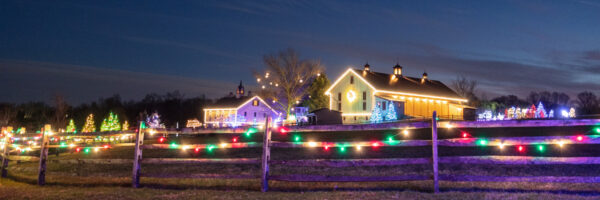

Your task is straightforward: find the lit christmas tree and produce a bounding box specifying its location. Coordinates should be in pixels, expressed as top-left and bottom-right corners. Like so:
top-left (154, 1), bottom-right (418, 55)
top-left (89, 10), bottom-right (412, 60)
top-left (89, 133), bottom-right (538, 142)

top-left (122, 121), bottom-right (129, 131)
top-left (100, 112), bottom-right (121, 132)
top-left (146, 112), bottom-right (163, 128)
top-left (66, 119), bottom-right (77, 133)
top-left (549, 109), bottom-right (554, 118)
top-left (82, 114), bottom-right (96, 133)
top-left (569, 108), bottom-right (576, 118)
top-left (527, 104), bottom-right (536, 118)
top-left (384, 101), bottom-right (397, 121)
top-left (370, 103), bottom-right (383, 123)
top-left (536, 102), bottom-right (547, 118)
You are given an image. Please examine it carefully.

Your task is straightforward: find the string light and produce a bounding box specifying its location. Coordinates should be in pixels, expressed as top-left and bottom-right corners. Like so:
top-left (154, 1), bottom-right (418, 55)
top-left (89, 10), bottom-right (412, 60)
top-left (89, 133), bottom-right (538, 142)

top-left (158, 137), bottom-right (166, 143)
top-left (537, 145), bottom-right (544, 152)
top-left (461, 132), bottom-right (469, 138)
top-left (558, 141), bottom-right (565, 147)
top-left (402, 129), bottom-right (409, 136)
top-left (576, 135), bottom-right (583, 142)
top-left (308, 142), bottom-right (317, 147)
top-left (517, 145), bottom-right (524, 152)
top-left (498, 143), bottom-right (505, 149)
top-left (293, 135), bottom-right (301, 142)
top-left (477, 139), bottom-right (487, 146)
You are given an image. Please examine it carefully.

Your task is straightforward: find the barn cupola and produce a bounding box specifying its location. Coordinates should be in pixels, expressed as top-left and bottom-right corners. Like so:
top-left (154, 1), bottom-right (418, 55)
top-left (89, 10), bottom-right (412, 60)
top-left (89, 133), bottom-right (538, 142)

top-left (421, 72), bottom-right (428, 84)
top-left (363, 62), bottom-right (370, 71)
top-left (236, 80), bottom-right (245, 98)
top-left (393, 63), bottom-right (403, 76)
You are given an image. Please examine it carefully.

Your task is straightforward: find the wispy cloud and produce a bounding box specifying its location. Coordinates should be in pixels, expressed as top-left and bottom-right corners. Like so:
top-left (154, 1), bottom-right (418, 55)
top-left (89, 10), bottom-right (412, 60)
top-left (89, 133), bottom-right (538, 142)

top-left (0, 59), bottom-right (237, 104)
top-left (121, 36), bottom-right (253, 61)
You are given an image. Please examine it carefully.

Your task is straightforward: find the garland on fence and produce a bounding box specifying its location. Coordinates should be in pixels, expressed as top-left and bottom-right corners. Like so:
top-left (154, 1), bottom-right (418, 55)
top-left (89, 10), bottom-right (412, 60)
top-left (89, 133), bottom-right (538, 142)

top-left (2, 126), bottom-right (600, 155)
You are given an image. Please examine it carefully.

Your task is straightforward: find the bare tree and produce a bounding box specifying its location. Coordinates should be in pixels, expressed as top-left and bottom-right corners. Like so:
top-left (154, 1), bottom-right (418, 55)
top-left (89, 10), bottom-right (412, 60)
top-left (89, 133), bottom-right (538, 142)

top-left (575, 91), bottom-right (599, 115)
top-left (256, 48), bottom-right (322, 117)
top-left (0, 103), bottom-right (16, 127)
top-left (53, 94), bottom-right (69, 131)
top-left (451, 75), bottom-right (479, 106)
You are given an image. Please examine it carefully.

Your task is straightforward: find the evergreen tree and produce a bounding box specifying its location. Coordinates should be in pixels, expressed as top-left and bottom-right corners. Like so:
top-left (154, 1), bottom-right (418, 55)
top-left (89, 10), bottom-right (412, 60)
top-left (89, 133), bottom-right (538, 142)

top-left (66, 119), bottom-right (77, 133)
top-left (101, 112), bottom-right (121, 132)
top-left (304, 75), bottom-right (330, 112)
top-left (370, 103), bottom-right (383, 123)
top-left (82, 114), bottom-right (96, 133)
top-left (536, 102), bottom-right (547, 118)
top-left (385, 101), bottom-right (397, 121)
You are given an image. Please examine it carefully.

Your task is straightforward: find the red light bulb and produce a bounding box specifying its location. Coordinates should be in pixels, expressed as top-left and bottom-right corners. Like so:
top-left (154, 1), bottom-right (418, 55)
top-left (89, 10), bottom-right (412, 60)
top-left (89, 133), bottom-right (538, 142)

top-left (576, 136), bottom-right (583, 141)
top-left (103, 145), bottom-right (110, 149)
top-left (76, 147), bottom-right (81, 152)
top-left (194, 147), bottom-right (200, 153)
top-left (158, 137), bottom-right (165, 143)
top-left (232, 137), bottom-right (238, 143)
top-left (517, 146), bottom-right (524, 152)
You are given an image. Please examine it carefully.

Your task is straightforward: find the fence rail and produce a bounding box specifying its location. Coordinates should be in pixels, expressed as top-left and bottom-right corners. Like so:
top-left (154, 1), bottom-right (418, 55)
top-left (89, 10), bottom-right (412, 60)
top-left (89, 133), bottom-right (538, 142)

top-left (1, 116), bottom-right (600, 193)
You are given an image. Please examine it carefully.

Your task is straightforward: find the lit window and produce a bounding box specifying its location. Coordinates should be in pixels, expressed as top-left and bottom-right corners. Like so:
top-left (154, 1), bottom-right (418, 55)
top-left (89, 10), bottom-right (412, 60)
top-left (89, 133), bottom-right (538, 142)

top-left (253, 100), bottom-right (259, 106)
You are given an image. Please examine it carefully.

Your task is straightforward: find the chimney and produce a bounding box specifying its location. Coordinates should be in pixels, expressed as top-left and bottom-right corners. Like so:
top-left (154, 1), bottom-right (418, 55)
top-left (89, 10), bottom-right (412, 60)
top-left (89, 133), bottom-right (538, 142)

top-left (421, 72), bottom-right (428, 83)
top-left (393, 63), bottom-right (402, 76)
top-left (363, 63), bottom-right (370, 71)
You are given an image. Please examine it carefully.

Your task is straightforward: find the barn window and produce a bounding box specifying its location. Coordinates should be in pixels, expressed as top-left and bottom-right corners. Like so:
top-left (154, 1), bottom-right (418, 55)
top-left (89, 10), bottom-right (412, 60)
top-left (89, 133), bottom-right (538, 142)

top-left (350, 76), bottom-right (354, 84)
top-left (244, 112), bottom-right (247, 116)
top-left (338, 103), bottom-right (341, 111)
top-left (253, 100), bottom-right (259, 106)
top-left (363, 102), bottom-right (366, 111)
top-left (338, 93), bottom-right (342, 101)
top-left (362, 91), bottom-right (366, 100)
top-left (254, 112), bottom-right (257, 117)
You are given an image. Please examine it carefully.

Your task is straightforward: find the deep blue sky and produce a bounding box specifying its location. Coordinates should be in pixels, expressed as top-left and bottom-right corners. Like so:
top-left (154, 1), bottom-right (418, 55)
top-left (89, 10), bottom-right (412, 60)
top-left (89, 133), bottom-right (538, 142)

top-left (1, 0), bottom-right (599, 104)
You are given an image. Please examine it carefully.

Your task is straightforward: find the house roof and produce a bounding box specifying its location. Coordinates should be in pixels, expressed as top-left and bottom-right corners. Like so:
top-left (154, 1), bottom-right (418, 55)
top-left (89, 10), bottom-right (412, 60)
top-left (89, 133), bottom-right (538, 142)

top-left (349, 69), bottom-right (465, 101)
top-left (204, 96), bottom-right (279, 114)
top-left (205, 96), bottom-right (254, 109)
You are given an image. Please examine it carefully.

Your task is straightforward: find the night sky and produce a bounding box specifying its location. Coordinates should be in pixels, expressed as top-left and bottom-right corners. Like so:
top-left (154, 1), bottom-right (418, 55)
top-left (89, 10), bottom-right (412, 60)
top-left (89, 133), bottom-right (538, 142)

top-left (1, 0), bottom-right (599, 104)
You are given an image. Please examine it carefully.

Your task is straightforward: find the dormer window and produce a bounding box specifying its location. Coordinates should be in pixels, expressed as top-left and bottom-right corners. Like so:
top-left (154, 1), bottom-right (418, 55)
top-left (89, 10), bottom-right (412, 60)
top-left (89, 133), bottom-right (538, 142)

top-left (253, 100), bottom-right (259, 106)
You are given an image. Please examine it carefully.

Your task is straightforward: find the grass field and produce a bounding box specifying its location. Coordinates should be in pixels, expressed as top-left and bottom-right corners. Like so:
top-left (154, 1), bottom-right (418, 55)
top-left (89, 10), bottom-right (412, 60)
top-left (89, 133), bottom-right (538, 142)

top-left (2, 126), bottom-right (600, 199)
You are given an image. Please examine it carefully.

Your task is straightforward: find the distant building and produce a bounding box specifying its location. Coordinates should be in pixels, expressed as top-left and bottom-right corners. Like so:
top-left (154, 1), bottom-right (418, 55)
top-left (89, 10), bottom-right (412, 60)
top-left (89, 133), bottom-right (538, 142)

top-left (326, 63), bottom-right (470, 124)
top-left (203, 81), bottom-right (280, 127)
top-left (306, 108), bottom-right (342, 125)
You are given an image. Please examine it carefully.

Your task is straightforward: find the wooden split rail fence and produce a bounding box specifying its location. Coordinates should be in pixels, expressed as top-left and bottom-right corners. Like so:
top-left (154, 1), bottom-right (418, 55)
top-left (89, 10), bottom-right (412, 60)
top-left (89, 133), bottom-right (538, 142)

top-left (1, 113), bottom-right (600, 193)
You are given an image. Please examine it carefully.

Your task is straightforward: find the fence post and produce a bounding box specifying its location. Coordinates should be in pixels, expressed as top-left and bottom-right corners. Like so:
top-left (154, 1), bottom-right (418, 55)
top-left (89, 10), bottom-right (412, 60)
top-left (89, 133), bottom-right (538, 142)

top-left (132, 121), bottom-right (145, 188)
top-left (38, 124), bottom-right (51, 186)
top-left (261, 117), bottom-right (272, 192)
top-left (1, 127), bottom-right (9, 178)
top-left (431, 112), bottom-right (439, 193)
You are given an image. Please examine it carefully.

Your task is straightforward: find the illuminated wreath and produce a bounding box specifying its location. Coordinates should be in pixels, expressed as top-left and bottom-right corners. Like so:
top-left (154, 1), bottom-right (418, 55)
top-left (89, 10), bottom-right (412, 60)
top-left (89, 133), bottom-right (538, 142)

top-left (346, 90), bottom-right (356, 102)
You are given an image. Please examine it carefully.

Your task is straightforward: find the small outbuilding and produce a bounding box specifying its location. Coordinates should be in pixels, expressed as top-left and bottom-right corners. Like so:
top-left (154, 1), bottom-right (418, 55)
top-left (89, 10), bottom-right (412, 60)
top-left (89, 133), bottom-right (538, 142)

top-left (306, 108), bottom-right (342, 125)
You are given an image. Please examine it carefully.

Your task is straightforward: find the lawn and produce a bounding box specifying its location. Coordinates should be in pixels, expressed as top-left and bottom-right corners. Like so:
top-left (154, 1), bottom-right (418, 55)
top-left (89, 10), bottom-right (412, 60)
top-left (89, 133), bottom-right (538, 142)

top-left (2, 126), bottom-right (600, 199)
